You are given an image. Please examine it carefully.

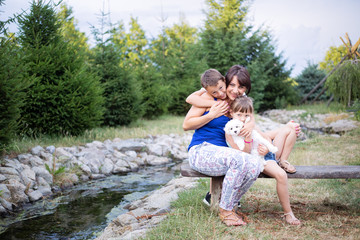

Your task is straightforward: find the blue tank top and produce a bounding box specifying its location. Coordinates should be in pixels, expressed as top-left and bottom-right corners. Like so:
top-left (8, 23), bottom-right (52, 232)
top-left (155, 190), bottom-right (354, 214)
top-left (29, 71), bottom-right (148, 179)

top-left (188, 111), bottom-right (230, 150)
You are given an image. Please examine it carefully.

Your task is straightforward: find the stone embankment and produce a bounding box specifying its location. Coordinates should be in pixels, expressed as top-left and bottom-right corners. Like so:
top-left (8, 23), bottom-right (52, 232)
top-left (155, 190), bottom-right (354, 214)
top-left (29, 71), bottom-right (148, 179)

top-left (262, 109), bottom-right (359, 134)
top-left (0, 133), bottom-right (192, 215)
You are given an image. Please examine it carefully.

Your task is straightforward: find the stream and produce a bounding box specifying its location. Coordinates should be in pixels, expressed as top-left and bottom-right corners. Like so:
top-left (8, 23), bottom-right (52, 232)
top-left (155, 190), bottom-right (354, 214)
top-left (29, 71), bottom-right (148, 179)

top-left (0, 162), bottom-right (181, 239)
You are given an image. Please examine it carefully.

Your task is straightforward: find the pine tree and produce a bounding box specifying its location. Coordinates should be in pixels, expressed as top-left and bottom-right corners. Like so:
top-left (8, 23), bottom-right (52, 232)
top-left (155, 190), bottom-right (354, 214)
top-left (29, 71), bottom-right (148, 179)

top-left (91, 15), bottom-right (141, 125)
top-left (0, 0), bottom-right (28, 154)
top-left (295, 62), bottom-right (327, 102)
top-left (150, 17), bottom-right (208, 115)
top-left (17, 0), bottom-right (104, 136)
top-left (122, 17), bottom-right (170, 119)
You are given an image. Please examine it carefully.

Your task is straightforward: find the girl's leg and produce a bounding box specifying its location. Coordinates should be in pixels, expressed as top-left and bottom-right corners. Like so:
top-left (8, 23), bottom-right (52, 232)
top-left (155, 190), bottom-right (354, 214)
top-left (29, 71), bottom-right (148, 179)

top-left (262, 161), bottom-right (301, 225)
top-left (266, 125), bottom-right (297, 173)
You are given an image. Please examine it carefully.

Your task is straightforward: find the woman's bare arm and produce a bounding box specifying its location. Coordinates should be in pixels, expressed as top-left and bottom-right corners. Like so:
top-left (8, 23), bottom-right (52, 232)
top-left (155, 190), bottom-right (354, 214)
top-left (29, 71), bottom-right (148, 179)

top-left (186, 89), bottom-right (217, 108)
top-left (183, 101), bottom-right (228, 131)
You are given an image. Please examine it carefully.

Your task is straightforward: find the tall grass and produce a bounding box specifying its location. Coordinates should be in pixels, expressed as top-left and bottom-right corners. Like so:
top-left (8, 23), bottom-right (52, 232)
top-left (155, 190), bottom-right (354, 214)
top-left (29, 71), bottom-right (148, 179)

top-left (144, 128), bottom-right (360, 239)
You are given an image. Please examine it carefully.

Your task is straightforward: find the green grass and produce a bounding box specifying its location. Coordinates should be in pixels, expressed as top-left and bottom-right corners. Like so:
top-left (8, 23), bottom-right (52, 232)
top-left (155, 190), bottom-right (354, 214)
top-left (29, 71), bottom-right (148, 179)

top-left (4, 115), bottom-right (186, 156)
top-left (143, 126), bottom-right (360, 240)
top-left (286, 102), bottom-right (346, 114)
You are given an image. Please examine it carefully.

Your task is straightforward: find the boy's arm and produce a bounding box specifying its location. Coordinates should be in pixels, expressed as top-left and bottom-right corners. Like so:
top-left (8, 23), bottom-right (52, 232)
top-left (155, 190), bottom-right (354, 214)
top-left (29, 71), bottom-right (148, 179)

top-left (183, 101), bottom-right (228, 131)
top-left (186, 89), bottom-right (217, 108)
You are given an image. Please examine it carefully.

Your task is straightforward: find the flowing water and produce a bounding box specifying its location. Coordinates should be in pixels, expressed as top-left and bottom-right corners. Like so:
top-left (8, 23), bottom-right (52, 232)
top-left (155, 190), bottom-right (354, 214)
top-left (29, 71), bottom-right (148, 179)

top-left (0, 162), bottom-right (181, 239)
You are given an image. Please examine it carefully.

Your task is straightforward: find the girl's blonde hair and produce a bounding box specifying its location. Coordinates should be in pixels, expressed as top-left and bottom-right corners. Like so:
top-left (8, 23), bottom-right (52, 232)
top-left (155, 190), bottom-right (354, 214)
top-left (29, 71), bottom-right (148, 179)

top-left (230, 96), bottom-right (254, 114)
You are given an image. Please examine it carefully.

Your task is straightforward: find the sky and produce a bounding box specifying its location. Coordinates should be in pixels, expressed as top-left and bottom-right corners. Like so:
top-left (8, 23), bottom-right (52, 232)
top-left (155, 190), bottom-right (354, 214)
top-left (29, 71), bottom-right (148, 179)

top-left (1, 0), bottom-right (359, 77)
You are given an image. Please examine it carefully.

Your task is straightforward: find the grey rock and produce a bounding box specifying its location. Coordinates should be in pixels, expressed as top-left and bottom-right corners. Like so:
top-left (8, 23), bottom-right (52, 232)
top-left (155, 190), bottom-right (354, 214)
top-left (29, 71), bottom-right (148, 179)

top-left (6, 179), bottom-right (29, 203)
top-left (0, 174), bottom-right (6, 182)
top-left (125, 150), bottom-right (137, 158)
top-left (80, 164), bottom-right (92, 175)
top-left (46, 145), bottom-right (56, 154)
top-left (85, 141), bottom-right (104, 149)
top-left (0, 167), bottom-right (18, 176)
top-left (0, 197), bottom-right (13, 211)
top-left (100, 158), bottom-right (114, 175)
top-left (27, 190), bottom-right (43, 202)
top-left (145, 155), bottom-right (170, 166)
top-left (17, 154), bottom-right (33, 165)
top-left (29, 156), bottom-right (44, 167)
top-left (0, 184), bottom-right (11, 200)
top-left (121, 228), bottom-right (148, 240)
top-left (37, 177), bottom-right (52, 196)
top-left (55, 147), bottom-right (74, 160)
top-left (33, 167), bottom-right (53, 184)
top-left (112, 140), bottom-right (147, 152)
top-left (0, 205), bottom-right (7, 214)
top-left (113, 212), bottom-right (138, 227)
top-left (91, 174), bottom-right (106, 180)
top-left (31, 145), bottom-right (44, 156)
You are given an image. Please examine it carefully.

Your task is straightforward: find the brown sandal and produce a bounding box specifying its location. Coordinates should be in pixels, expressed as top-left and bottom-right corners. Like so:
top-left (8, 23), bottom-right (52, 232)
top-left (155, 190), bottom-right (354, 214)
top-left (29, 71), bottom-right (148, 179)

top-left (279, 160), bottom-right (296, 173)
top-left (219, 211), bottom-right (246, 226)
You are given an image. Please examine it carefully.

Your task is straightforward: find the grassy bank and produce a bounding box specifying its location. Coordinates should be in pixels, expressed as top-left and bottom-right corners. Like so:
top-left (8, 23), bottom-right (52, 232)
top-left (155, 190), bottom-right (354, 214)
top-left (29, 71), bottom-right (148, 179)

top-left (5, 115), bottom-right (186, 156)
top-left (143, 130), bottom-right (360, 239)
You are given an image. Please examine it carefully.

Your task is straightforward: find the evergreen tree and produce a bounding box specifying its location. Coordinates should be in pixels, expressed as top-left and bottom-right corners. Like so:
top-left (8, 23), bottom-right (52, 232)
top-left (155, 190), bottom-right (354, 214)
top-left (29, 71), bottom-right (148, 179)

top-left (17, 0), bottom-right (104, 136)
top-left (295, 62), bottom-right (327, 102)
top-left (150, 17), bottom-right (208, 115)
top-left (122, 17), bottom-right (170, 119)
top-left (91, 15), bottom-right (141, 125)
top-left (201, 0), bottom-right (292, 111)
top-left (0, 0), bottom-right (28, 154)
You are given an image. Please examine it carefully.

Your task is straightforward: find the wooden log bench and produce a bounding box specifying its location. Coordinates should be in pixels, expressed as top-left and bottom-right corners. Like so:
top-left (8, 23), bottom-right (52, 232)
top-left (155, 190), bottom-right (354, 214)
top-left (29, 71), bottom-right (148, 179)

top-left (180, 163), bottom-right (360, 210)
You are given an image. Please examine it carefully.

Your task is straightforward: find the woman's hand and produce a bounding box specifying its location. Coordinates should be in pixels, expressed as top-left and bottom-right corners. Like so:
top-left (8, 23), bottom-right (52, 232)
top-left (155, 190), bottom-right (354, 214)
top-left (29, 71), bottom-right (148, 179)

top-left (287, 120), bottom-right (301, 137)
top-left (239, 115), bottom-right (255, 138)
top-left (208, 101), bottom-right (228, 119)
top-left (257, 144), bottom-right (269, 156)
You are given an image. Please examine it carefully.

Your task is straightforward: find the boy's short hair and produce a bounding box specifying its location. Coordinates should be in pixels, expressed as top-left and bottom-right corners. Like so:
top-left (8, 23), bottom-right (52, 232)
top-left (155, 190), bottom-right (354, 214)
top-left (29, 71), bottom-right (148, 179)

top-left (200, 69), bottom-right (225, 88)
top-left (230, 96), bottom-right (254, 114)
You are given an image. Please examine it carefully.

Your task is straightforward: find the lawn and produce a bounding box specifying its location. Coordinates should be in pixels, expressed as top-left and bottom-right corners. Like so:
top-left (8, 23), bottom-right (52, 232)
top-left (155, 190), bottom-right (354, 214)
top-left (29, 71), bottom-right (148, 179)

top-left (143, 128), bottom-right (360, 240)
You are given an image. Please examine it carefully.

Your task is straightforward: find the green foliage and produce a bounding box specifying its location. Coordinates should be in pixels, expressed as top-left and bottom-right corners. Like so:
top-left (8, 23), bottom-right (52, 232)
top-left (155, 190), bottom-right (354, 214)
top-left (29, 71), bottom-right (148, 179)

top-left (325, 60), bottom-right (360, 107)
top-left (45, 163), bottom-right (66, 177)
top-left (91, 41), bottom-right (140, 126)
top-left (17, 0), bottom-right (104, 136)
top-left (295, 62), bottom-right (327, 101)
top-left (201, 0), bottom-right (293, 111)
top-left (350, 99), bottom-right (360, 121)
top-left (319, 44), bottom-right (347, 73)
top-left (150, 19), bottom-right (208, 115)
top-left (0, 0), bottom-right (29, 155)
top-left (57, 3), bottom-right (90, 54)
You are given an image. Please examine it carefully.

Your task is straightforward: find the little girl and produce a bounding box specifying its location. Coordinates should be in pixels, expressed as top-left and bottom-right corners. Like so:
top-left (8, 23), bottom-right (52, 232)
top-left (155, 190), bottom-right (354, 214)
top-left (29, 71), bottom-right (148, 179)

top-left (226, 96), bottom-right (301, 225)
